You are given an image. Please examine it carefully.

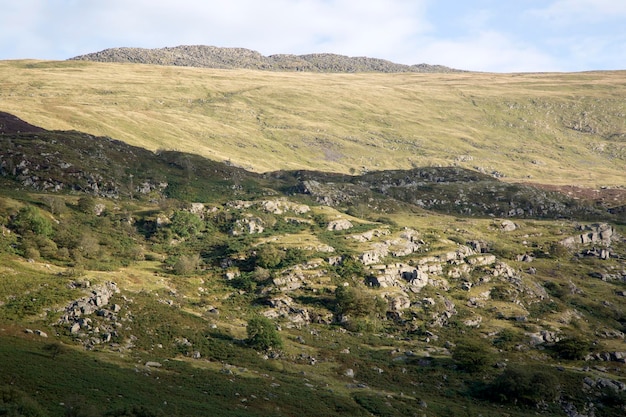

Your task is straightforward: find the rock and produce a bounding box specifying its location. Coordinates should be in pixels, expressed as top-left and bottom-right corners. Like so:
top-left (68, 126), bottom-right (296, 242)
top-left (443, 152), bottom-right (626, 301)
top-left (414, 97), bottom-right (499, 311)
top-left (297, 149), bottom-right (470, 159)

top-left (463, 316), bottom-right (482, 327)
top-left (70, 323), bottom-right (81, 334)
top-left (387, 294), bottom-right (411, 311)
top-left (561, 223), bottom-right (615, 248)
top-left (500, 220), bottom-right (517, 232)
top-left (189, 203), bottom-right (205, 215)
top-left (327, 219), bottom-right (353, 231)
top-left (344, 368), bottom-right (355, 378)
top-left (145, 361), bottom-right (163, 368)
top-left (231, 216), bottom-right (264, 235)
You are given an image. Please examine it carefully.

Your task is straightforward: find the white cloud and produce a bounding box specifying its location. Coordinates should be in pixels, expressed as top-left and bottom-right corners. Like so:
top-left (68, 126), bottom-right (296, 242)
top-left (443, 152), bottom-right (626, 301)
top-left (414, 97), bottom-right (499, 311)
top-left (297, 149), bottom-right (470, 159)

top-left (37, 0), bottom-right (432, 61)
top-left (0, 0), bottom-right (621, 71)
top-left (417, 31), bottom-right (561, 73)
top-left (528, 0), bottom-right (626, 24)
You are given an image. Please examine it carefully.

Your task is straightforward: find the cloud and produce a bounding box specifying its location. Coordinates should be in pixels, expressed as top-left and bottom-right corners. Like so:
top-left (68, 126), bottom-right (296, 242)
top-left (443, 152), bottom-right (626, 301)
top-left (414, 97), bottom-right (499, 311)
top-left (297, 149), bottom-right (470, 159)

top-left (528, 0), bottom-right (626, 24)
top-left (416, 31), bottom-right (561, 73)
top-left (0, 0), bottom-right (622, 71)
top-left (7, 0), bottom-right (430, 61)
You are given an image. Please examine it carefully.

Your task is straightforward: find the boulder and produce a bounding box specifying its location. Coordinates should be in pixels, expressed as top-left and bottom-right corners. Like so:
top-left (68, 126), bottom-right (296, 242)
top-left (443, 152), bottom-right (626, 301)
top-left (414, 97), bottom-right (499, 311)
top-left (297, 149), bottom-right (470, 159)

top-left (327, 219), bottom-right (353, 231)
top-left (145, 361), bottom-right (163, 368)
top-left (500, 220), bottom-right (517, 232)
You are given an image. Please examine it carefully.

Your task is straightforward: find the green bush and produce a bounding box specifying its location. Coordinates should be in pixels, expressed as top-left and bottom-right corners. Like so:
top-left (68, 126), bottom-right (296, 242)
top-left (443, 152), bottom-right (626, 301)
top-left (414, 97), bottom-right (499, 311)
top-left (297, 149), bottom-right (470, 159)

top-left (246, 315), bottom-right (282, 351)
top-left (452, 340), bottom-right (492, 373)
top-left (335, 285), bottom-right (375, 318)
top-left (104, 405), bottom-right (165, 417)
top-left (77, 196), bottom-right (96, 214)
top-left (255, 244), bottom-right (285, 269)
top-left (492, 328), bottom-right (522, 351)
top-left (10, 205), bottom-right (53, 237)
top-left (551, 335), bottom-right (591, 360)
top-left (485, 367), bottom-right (559, 406)
top-left (169, 210), bottom-right (203, 238)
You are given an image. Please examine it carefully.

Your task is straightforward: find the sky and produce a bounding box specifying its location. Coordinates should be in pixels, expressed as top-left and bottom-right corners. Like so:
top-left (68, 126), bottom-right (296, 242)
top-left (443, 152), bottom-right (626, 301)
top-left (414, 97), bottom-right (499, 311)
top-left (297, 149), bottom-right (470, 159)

top-left (1, 0), bottom-right (625, 72)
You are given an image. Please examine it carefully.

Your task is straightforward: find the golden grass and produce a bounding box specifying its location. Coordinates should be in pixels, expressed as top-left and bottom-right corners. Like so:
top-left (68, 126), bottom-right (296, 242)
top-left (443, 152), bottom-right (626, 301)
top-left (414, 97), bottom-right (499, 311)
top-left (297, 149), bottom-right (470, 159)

top-left (1, 60), bottom-right (625, 186)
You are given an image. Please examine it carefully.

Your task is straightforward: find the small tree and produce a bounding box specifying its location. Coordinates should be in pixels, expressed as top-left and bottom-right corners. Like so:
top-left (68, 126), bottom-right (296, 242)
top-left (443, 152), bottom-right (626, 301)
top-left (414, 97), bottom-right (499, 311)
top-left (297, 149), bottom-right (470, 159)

top-left (335, 285), bottom-right (376, 318)
top-left (77, 196), bottom-right (96, 214)
top-left (255, 244), bottom-right (285, 269)
top-left (246, 315), bottom-right (282, 351)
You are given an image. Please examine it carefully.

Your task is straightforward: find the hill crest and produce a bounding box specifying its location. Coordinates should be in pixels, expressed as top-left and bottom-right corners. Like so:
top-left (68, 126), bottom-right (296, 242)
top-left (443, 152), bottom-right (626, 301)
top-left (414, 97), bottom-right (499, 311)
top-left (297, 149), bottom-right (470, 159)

top-left (69, 45), bottom-right (461, 73)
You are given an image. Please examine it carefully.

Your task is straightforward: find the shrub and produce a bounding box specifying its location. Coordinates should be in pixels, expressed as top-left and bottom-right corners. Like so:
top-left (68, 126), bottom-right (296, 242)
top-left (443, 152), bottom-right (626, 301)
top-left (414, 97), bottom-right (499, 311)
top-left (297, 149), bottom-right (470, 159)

top-left (335, 285), bottom-right (375, 318)
top-left (169, 210), bottom-right (203, 238)
top-left (42, 196), bottom-right (66, 215)
top-left (42, 342), bottom-right (65, 359)
top-left (452, 340), bottom-right (491, 373)
top-left (10, 206), bottom-right (53, 237)
top-left (246, 315), bottom-right (282, 351)
top-left (77, 196), bottom-right (96, 214)
top-left (492, 328), bottom-right (522, 351)
top-left (486, 367), bottom-right (559, 406)
top-left (335, 286), bottom-right (387, 317)
top-left (552, 335), bottom-right (591, 360)
top-left (104, 405), bottom-right (165, 417)
top-left (173, 253), bottom-right (202, 275)
top-left (255, 244), bottom-right (285, 269)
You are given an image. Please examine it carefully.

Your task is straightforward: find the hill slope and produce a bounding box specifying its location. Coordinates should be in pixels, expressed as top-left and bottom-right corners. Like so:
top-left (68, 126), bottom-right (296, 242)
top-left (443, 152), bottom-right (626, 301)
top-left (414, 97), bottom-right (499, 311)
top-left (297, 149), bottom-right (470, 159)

top-left (1, 114), bottom-right (626, 417)
top-left (1, 59), bottom-right (625, 188)
top-left (70, 45), bottom-right (460, 73)
top-left (1, 50), bottom-right (626, 416)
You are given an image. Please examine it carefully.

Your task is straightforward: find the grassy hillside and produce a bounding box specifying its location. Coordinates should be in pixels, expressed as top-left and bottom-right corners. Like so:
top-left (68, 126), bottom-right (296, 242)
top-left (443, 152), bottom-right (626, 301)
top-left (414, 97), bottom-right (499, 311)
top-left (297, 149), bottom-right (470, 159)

top-left (1, 58), bottom-right (626, 416)
top-left (1, 60), bottom-right (625, 187)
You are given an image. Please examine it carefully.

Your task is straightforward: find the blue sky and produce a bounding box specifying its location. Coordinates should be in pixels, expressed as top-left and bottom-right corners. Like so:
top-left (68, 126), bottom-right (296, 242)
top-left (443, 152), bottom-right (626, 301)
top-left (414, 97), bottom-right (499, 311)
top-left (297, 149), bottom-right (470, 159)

top-left (1, 0), bottom-right (624, 72)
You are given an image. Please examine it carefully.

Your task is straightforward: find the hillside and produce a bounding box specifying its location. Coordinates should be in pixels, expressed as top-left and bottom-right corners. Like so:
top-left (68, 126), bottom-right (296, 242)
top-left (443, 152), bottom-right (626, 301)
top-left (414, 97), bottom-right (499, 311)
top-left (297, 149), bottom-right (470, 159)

top-left (1, 60), bottom-right (625, 189)
top-left (0, 113), bottom-right (626, 416)
top-left (70, 45), bottom-right (460, 73)
top-left (0, 53), bottom-right (626, 416)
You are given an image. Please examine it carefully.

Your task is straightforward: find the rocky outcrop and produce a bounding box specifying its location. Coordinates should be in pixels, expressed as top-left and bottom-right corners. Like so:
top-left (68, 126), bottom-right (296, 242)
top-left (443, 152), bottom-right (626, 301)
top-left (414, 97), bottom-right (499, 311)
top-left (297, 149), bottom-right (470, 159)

top-left (70, 45), bottom-right (461, 73)
top-left (230, 215), bottom-right (265, 235)
top-left (262, 295), bottom-right (312, 327)
top-left (560, 223), bottom-right (614, 248)
top-left (327, 219), bottom-right (353, 231)
top-left (57, 281), bottom-right (122, 349)
top-left (357, 231), bottom-right (424, 265)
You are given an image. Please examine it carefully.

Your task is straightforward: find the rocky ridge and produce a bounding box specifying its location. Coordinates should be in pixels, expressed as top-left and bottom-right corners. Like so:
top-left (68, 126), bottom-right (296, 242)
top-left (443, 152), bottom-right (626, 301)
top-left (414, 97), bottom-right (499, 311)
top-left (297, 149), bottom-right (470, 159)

top-left (70, 45), bottom-right (461, 73)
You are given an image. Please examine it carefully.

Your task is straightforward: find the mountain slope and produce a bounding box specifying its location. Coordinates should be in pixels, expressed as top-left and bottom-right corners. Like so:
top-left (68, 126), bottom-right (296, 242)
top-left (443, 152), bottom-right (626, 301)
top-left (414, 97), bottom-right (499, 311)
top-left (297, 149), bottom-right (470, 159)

top-left (70, 45), bottom-right (460, 73)
top-left (1, 59), bottom-right (624, 188)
